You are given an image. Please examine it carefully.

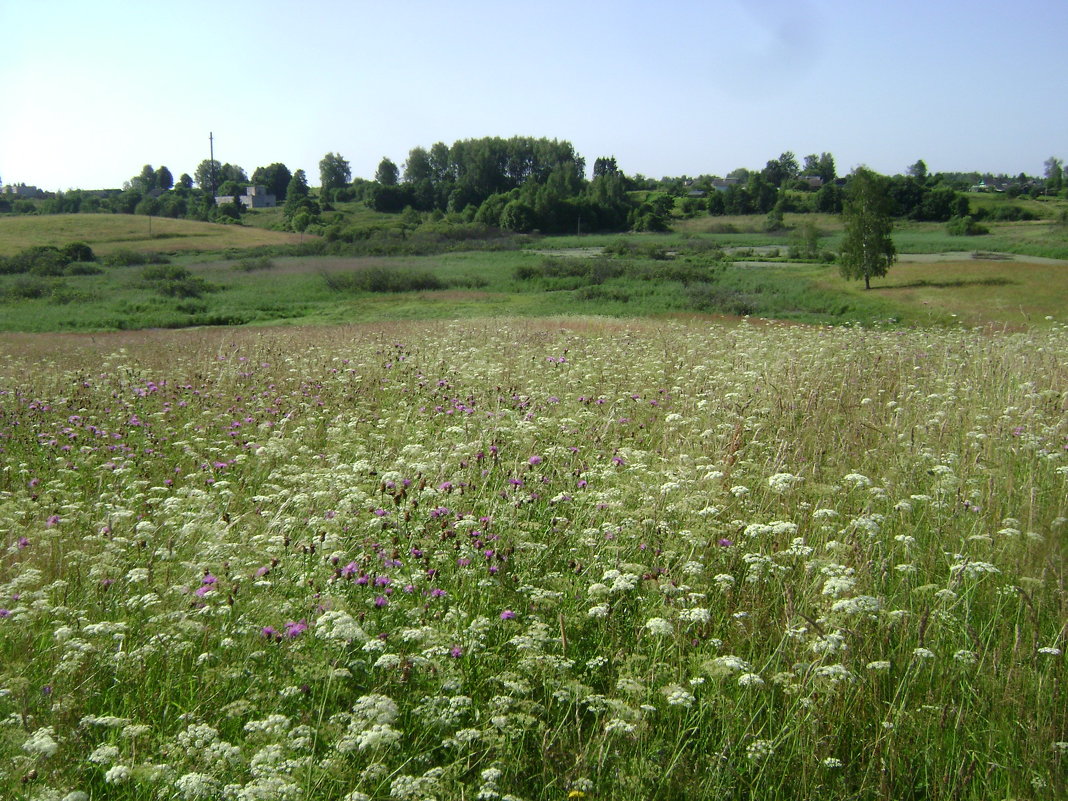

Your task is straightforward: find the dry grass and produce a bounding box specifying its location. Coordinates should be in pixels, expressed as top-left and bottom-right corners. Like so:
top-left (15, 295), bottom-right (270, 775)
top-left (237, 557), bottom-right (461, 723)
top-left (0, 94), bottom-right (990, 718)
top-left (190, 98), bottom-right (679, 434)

top-left (0, 213), bottom-right (307, 256)
top-left (847, 259), bottom-right (1068, 327)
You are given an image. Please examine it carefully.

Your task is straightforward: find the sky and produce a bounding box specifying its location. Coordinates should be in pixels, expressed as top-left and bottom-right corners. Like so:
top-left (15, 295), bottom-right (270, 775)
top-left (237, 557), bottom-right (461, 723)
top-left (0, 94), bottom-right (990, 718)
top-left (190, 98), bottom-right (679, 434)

top-left (1, 0), bottom-right (1066, 191)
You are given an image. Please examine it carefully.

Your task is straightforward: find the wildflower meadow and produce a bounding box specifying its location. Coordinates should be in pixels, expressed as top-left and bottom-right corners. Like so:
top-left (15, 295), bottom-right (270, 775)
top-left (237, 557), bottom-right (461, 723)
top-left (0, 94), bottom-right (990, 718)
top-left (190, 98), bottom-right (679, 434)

top-left (0, 317), bottom-right (1064, 800)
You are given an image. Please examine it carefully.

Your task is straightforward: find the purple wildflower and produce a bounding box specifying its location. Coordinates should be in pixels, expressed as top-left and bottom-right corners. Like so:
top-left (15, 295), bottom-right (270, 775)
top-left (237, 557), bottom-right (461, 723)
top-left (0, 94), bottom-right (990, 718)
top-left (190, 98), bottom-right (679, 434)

top-left (500, 609), bottom-right (516, 620)
top-left (284, 620), bottom-right (308, 638)
top-left (374, 596), bottom-right (389, 607)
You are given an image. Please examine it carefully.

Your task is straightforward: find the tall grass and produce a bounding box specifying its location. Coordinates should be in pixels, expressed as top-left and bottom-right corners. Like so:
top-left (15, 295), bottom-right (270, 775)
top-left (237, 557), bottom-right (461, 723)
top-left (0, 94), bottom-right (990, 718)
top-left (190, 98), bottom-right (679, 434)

top-left (0, 319), bottom-right (1064, 800)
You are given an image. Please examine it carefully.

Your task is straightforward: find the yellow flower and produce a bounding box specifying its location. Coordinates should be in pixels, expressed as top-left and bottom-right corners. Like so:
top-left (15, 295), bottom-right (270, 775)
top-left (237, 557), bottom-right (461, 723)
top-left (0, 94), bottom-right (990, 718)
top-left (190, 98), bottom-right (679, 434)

top-left (568, 793), bottom-right (586, 799)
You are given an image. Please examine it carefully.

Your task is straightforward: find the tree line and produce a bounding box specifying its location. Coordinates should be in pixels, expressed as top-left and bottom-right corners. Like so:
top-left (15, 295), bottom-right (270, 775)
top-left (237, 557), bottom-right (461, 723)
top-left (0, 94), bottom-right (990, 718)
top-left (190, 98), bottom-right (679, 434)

top-left (3, 141), bottom-right (1065, 237)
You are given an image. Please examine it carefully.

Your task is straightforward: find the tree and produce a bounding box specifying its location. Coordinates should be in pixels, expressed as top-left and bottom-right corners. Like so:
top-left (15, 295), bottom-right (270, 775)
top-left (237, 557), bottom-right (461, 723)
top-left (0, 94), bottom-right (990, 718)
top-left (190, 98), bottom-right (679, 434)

top-left (251, 163), bottom-right (292, 200)
top-left (177, 173), bottom-right (194, 191)
top-left (1044, 156), bottom-right (1063, 194)
top-left (195, 160), bottom-right (222, 193)
top-left (593, 156), bottom-right (619, 178)
top-left (155, 166), bottom-right (173, 191)
top-left (839, 167), bottom-right (896, 290)
top-left (375, 157), bottom-right (399, 186)
top-left (319, 152), bottom-right (351, 194)
top-left (137, 164), bottom-right (157, 191)
top-left (286, 169), bottom-right (310, 200)
top-left (402, 147), bottom-right (432, 183)
top-left (907, 159), bottom-right (928, 182)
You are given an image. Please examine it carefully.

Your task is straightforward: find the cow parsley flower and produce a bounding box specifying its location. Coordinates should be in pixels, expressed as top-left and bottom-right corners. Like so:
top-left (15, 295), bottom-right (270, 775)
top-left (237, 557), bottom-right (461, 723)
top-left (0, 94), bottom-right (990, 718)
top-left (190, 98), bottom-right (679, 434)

top-left (23, 726), bottom-right (59, 758)
top-left (644, 617), bottom-right (673, 636)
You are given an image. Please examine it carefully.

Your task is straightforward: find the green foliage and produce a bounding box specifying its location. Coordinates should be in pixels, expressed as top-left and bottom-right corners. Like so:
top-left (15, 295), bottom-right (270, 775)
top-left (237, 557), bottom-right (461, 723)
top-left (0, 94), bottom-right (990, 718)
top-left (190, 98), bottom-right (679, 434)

top-left (140, 263), bottom-right (214, 298)
top-left (375, 157), bottom-right (400, 186)
top-left (234, 256), bottom-right (276, 272)
top-left (321, 266), bottom-right (446, 293)
top-left (839, 168), bottom-right (896, 289)
top-left (319, 152), bottom-right (352, 193)
top-left (251, 163), bottom-right (292, 200)
top-left (499, 199), bottom-right (537, 232)
top-left (103, 249), bottom-right (172, 267)
top-left (788, 220), bottom-right (823, 260)
top-left (945, 215), bottom-right (989, 236)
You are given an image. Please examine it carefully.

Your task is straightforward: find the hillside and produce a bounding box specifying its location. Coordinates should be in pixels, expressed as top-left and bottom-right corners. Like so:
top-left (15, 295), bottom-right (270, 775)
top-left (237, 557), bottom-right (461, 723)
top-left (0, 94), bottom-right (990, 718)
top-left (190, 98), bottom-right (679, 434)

top-left (0, 214), bottom-right (308, 257)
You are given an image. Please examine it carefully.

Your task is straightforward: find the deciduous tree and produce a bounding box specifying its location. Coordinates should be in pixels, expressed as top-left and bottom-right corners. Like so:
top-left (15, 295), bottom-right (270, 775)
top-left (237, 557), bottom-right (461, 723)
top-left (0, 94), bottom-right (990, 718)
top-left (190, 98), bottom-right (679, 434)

top-left (375, 157), bottom-right (399, 186)
top-left (839, 167), bottom-right (896, 290)
top-left (251, 163), bottom-right (292, 200)
top-left (155, 166), bottom-right (173, 191)
top-left (319, 152), bottom-right (351, 194)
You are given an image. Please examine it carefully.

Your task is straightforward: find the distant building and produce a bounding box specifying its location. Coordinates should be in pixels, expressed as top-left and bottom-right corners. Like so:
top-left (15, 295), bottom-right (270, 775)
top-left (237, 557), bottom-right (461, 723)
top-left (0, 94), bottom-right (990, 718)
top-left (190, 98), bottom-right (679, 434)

top-left (801, 176), bottom-right (824, 189)
top-left (711, 177), bottom-right (741, 192)
top-left (214, 185), bottom-right (277, 209)
top-left (2, 183), bottom-right (45, 198)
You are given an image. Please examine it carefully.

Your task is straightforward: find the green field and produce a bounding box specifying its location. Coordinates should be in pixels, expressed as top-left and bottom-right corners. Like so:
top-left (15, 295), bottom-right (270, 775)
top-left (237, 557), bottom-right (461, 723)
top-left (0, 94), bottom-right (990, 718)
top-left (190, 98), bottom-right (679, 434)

top-left (0, 214), bottom-right (306, 257)
top-left (0, 207), bottom-right (1065, 334)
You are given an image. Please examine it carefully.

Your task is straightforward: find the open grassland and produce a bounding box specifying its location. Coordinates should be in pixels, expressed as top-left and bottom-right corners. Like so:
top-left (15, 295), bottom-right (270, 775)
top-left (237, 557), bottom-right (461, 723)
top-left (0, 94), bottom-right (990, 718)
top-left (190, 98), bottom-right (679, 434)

top-left (0, 215), bottom-right (307, 257)
top-left (1, 243), bottom-right (1065, 333)
top-left (818, 258), bottom-right (1068, 329)
top-left (0, 318), bottom-right (1064, 800)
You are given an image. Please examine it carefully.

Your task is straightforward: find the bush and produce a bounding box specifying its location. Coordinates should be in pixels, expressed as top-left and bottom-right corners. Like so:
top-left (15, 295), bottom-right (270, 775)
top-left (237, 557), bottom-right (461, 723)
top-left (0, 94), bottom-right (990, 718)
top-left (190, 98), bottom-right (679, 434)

top-left (321, 268), bottom-right (446, 294)
top-left (234, 256), bottom-right (276, 272)
top-left (140, 264), bottom-right (213, 298)
top-left (62, 242), bottom-right (96, 263)
top-left (946, 215), bottom-right (990, 236)
top-left (65, 261), bottom-right (104, 276)
top-left (104, 250), bottom-right (171, 267)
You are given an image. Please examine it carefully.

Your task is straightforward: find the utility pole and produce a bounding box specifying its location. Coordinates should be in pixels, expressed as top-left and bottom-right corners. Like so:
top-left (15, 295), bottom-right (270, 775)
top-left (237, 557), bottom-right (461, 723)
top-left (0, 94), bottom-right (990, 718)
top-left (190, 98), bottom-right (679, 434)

top-left (209, 132), bottom-right (216, 197)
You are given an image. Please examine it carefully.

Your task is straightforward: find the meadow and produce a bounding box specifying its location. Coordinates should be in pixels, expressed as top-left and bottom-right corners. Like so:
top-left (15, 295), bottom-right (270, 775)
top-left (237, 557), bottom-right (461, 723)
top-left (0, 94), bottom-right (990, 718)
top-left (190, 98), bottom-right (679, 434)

top-left (0, 215), bottom-right (304, 258)
top-left (0, 317), bottom-right (1064, 800)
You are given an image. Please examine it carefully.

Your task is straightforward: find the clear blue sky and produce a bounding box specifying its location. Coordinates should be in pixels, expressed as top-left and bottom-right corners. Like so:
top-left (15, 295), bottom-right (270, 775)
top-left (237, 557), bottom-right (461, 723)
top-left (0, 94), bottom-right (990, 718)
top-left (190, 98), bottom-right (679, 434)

top-left (2, 0), bottom-right (1065, 191)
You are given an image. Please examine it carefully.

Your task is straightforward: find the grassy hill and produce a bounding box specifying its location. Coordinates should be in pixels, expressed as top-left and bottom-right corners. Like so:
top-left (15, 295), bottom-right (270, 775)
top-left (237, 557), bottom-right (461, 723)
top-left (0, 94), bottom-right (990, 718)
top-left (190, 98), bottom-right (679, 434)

top-left (0, 213), bottom-right (308, 257)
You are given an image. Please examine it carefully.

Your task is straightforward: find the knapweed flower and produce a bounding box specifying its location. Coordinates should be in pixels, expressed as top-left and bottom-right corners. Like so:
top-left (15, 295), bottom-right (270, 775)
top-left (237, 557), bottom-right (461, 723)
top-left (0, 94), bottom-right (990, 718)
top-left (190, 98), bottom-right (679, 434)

top-left (284, 620), bottom-right (308, 638)
top-left (500, 610), bottom-right (516, 620)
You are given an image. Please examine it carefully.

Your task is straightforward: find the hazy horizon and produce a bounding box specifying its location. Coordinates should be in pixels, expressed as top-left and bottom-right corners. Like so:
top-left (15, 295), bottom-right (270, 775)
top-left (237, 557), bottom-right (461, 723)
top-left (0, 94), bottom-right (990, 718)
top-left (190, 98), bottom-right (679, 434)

top-left (2, 0), bottom-right (1066, 192)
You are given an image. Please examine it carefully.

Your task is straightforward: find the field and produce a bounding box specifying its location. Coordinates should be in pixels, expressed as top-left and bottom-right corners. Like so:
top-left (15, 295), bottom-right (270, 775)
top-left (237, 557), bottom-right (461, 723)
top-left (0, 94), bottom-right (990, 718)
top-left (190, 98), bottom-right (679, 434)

top-left (2, 230), bottom-right (1067, 332)
top-left (0, 318), bottom-right (1065, 800)
top-left (0, 215), bottom-right (306, 257)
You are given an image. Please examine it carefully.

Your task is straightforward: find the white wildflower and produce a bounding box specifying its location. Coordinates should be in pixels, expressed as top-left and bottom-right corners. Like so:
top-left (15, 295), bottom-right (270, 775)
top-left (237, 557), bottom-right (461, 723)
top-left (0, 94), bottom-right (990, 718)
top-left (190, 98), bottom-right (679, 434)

top-left (679, 607), bottom-right (710, 624)
top-left (644, 617), bottom-right (673, 636)
top-left (746, 739), bottom-right (774, 760)
top-left (175, 772), bottom-right (220, 800)
top-left (23, 726), bottom-right (59, 758)
top-left (87, 743), bottom-right (120, 764)
top-left (104, 765), bottom-right (132, 784)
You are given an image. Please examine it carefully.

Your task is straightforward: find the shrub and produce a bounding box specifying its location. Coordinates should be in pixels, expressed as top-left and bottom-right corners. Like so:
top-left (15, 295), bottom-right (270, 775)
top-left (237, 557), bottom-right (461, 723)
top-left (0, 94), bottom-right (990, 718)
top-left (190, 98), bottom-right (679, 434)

top-left (65, 261), bottom-right (104, 276)
top-left (234, 256), bottom-right (276, 272)
top-left (140, 264), bottom-right (213, 298)
top-left (946, 215), bottom-right (990, 236)
top-left (321, 268), bottom-right (446, 294)
top-left (62, 242), bottom-right (96, 262)
top-left (104, 250), bottom-right (171, 267)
